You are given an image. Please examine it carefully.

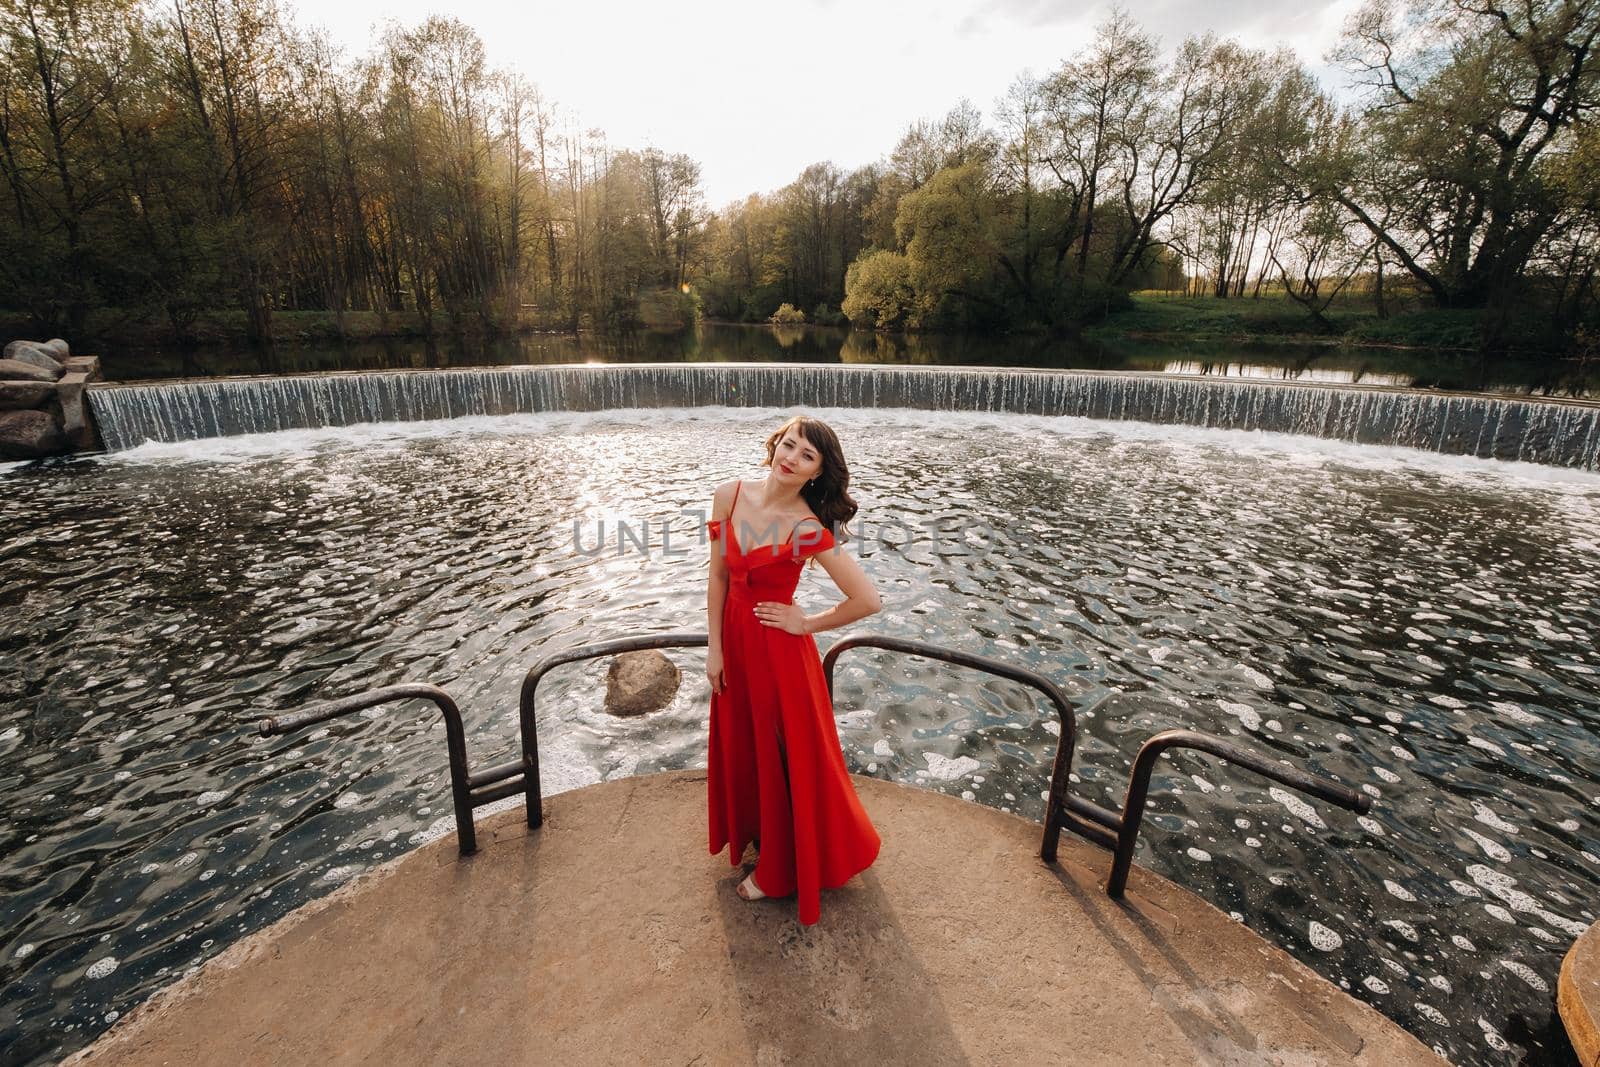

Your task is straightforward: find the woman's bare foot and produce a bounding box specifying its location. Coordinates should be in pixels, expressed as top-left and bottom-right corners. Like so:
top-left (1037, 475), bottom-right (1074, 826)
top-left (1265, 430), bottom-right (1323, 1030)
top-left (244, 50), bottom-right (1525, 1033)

top-left (735, 873), bottom-right (767, 901)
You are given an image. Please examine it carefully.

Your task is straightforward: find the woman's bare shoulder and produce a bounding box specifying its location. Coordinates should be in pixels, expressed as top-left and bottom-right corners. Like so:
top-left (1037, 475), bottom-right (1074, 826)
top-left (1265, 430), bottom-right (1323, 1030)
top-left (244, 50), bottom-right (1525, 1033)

top-left (711, 479), bottom-right (741, 519)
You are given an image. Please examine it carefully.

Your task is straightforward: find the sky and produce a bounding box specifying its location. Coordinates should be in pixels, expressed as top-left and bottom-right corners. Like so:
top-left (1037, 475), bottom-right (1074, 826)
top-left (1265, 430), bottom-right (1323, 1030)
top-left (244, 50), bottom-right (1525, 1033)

top-left (300, 0), bottom-right (1366, 209)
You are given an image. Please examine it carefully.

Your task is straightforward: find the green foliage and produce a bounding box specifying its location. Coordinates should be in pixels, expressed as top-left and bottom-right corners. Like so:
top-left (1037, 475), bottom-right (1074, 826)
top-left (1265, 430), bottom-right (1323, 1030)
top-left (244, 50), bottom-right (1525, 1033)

top-left (638, 288), bottom-right (702, 333)
top-left (842, 251), bottom-right (915, 329)
top-left (0, 0), bottom-right (1590, 357)
top-left (811, 303), bottom-right (848, 327)
top-left (768, 303), bottom-right (806, 324)
top-left (895, 163), bottom-right (994, 324)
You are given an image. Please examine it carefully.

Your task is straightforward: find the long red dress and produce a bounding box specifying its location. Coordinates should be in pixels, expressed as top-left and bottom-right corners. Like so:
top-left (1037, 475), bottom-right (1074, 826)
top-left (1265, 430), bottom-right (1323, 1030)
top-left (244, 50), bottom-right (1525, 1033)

top-left (706, 481), bottom-right (881, 925)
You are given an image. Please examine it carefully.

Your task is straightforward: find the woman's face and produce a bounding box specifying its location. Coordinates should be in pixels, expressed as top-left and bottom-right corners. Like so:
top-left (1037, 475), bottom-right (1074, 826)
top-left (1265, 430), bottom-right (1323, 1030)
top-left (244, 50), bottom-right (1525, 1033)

top-left (771, 428), bottom-right (823, 485)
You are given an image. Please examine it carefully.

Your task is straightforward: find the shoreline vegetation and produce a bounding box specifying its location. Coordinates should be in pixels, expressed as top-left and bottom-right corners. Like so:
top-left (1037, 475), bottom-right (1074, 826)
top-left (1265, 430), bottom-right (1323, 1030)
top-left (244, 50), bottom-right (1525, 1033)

top-left (3, 292), bottom-right (1574, 359)
top-left (2, 3), bottom-right (1593, 370)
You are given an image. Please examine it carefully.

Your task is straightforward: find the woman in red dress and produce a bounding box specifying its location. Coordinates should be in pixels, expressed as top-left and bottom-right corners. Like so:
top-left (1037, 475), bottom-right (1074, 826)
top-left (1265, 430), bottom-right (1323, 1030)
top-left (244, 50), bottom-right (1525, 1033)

top-left (704, 415), bottom-right (883, 924)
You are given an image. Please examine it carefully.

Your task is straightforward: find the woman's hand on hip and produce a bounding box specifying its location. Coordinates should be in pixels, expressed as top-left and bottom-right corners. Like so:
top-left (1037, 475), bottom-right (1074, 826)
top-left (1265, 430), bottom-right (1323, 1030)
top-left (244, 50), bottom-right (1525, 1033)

top-left (754, 601), bottom-right (807, 635)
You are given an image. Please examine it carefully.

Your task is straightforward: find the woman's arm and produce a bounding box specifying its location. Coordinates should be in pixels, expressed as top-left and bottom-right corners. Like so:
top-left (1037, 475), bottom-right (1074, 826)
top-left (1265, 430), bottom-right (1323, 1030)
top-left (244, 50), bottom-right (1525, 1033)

top-left (801, 535), bottom-right (882, 635)
top-left (706, 482), bottom-right (734, 652)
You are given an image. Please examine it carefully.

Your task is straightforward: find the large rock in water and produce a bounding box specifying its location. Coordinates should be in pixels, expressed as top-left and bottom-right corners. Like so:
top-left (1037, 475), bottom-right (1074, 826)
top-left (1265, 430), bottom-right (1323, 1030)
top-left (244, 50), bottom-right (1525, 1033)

top-left (604, 650), bottom-right (681, 716)
top-left (0, 358), bottom-right (59, 383)
top-left (0, 409), bottom-right (67, 458)
top-left (0, 381), bottom-right (53, 410)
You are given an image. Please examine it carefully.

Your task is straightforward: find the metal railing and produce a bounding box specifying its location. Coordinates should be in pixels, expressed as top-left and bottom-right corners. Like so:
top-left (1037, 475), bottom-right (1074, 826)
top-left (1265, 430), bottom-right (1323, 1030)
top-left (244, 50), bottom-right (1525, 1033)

top-left (256, 630), bottom-right (1370, 898)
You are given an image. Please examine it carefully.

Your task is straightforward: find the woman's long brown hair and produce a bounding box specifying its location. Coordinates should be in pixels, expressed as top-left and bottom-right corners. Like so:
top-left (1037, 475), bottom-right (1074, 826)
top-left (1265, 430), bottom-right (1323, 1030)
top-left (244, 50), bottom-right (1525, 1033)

top-left (760, 415), bottom-right (858, 563)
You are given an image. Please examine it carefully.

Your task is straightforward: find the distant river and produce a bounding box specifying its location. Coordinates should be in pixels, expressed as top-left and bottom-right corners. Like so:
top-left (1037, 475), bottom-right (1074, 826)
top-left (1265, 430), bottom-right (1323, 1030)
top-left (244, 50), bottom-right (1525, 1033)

top-left (96, 322), bottom-right (1598, 398)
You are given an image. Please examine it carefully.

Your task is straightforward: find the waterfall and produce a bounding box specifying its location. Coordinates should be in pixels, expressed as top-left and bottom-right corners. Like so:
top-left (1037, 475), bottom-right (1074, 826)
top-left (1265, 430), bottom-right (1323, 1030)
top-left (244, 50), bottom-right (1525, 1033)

top-left (86, 364), bottom-right (1600, 469)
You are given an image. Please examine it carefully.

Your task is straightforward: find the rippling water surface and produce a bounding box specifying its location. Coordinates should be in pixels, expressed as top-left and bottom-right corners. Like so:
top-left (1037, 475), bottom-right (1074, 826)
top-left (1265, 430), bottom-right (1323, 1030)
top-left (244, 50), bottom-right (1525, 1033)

top-left (2, 407), bottom-right (1598, 1065)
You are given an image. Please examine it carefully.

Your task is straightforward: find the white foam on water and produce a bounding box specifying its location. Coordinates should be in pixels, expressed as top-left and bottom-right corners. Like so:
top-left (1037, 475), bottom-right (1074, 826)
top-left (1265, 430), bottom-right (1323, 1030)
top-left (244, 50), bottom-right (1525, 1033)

top-left (1466, 736), bottom-right (1507, 757)
top-left (1270, 787), bottom-right (1327, 830)
top-left (14, 943), bottom-right (35, 959)
top-left (1362, 975), bottom-right (1390, 994)
top-left (922, 753), bottom-right (981, 781)
top-left (101, 408), bottom-right (643, 465)
top-left (1451, 935), bottom-right (1476, 951)
top-left (194, 790), bottom-right (229, 807)
top-left (1478, 1018), bottom-right (1510, 1052)
top-left (1416, 1004), bottom-right (1449, 1026)
top-left (1186, 847), bottom-right (1211, 861)
top-left (84, 957), bottom-right (117, 980)
top-left (1471, 802), bottom-right (1517, 835)
top-left (1499, 960), bottom-right (1549, 992)
top-left (1383, 879), bottom-right (1416, 901)
top-left (1384, 919), bottom-right (1419, 942)
top-left (1461, 827), bottom-right (1511, 862)
top-left (873, 739), bottom-right (893, 757)
top-left (1357, 816), bottom-right (1386, 836)
top-left (1308, 921), bottom-right (1343, 951)
top-left (1235, 662), bottom-right (1274, 689)
top-left (1464, 862), bottom-right (1587, 935)
top-left (1218, 700), bottom-right (1260, 731)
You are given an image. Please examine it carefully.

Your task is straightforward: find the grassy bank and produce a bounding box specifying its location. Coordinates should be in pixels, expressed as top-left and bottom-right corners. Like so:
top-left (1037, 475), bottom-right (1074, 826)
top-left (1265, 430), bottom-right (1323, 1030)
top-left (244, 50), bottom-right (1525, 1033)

top-left (1088, 292), bottom-right (1513, 353)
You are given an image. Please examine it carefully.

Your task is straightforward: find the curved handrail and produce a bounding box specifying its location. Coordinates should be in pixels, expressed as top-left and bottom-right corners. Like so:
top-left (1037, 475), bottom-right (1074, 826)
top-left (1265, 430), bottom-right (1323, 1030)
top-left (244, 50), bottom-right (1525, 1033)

top-left (258, 682), bottom-right (477, 856)
top-left (819, 633), bottom-right (1080, 864)
top-left (516, 631), bottom-right (706, 829)
top-left (255, 632), bottom-right (1377, 903)
top-left (1105, 729), bottom-right (1372, 898)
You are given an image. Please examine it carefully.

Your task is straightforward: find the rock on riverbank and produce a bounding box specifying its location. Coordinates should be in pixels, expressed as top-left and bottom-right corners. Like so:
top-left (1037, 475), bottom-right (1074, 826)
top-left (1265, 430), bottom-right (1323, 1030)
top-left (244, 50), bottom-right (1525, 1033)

top-left (0, 339), bottom-right (100, 459)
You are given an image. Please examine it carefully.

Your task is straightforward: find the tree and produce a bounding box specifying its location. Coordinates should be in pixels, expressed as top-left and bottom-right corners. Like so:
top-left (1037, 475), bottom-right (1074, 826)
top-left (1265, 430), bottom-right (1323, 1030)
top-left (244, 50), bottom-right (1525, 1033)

top-left (842, 249), bottom-right (914, 329)
top-left (895, 162), bottom-right (999, 325)
top-left (1330, 0), bottom-right (1600, 309)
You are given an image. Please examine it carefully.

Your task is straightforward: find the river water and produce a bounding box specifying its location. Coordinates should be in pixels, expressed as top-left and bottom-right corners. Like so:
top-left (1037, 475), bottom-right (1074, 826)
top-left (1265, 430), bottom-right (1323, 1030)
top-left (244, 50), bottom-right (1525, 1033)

top-left (97, 321), bottom-right (1598, 398)
top-left (2, 407), bottom-right (1597, 1064)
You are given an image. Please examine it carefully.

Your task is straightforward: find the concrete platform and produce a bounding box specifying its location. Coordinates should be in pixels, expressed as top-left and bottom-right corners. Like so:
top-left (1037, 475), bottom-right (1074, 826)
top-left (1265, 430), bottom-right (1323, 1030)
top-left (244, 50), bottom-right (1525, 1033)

top-left (69, 771), bottom-right (1441, 1065)
top-left (1562, 919), bottom-right (1600, 1066)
